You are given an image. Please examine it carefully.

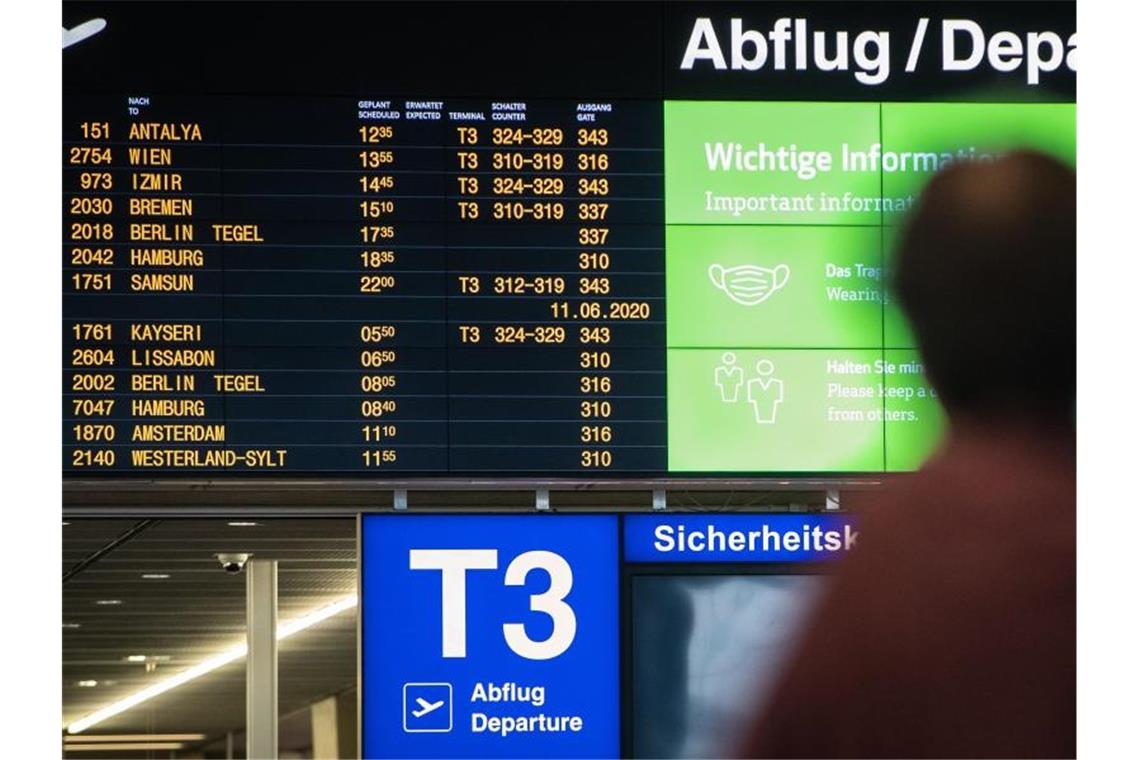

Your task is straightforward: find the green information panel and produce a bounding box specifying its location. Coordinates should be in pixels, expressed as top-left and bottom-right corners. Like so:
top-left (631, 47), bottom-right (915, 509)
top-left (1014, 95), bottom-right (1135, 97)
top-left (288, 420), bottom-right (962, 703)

top-left (664, 100), bottom-right (1074, 472)
top-left (668, 349), bottom-right (886, 472)
top-left (664, 101), bottom-right (883, 226)
top-left (666, 225), bottom-right (883, 349)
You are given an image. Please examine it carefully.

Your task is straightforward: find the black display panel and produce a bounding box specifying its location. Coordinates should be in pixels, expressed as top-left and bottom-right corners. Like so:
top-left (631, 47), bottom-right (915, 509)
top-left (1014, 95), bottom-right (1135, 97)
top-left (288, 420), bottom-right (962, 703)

top-left (65, 93), bottom-right (665, 474)
top-left (63, 2), bottom-right (1075, 476)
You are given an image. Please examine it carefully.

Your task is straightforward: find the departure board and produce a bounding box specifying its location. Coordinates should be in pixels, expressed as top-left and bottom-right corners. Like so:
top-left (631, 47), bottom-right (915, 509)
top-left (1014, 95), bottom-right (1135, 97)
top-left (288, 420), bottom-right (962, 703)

top-left (63, 1), bottom-right (1075, 477)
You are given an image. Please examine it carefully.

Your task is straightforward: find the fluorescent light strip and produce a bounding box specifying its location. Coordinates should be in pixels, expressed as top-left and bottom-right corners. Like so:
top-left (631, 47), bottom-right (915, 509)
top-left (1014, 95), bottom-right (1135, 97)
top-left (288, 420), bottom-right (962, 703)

top-left (63, 729), bottom-right (205, 742)
top-left (65, 742), bottom-right (185, 751)
top-left (66, 593), bottom-right (357, 734)
top-left (65, 734), bottom-right (206, 743)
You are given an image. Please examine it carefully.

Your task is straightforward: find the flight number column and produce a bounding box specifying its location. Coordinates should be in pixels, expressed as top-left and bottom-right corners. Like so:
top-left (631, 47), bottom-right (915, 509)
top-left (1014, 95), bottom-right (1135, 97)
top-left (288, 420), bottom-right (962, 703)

top-left (64, 101), bottom-right (119, 471)
top-left (445, 100), bottom-right (665, 473)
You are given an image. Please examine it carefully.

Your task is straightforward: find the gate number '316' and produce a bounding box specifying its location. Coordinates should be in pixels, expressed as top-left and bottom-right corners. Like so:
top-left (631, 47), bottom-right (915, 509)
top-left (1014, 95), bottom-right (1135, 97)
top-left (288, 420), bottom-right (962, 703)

top-left (409, 549), bottom-right (576, 660)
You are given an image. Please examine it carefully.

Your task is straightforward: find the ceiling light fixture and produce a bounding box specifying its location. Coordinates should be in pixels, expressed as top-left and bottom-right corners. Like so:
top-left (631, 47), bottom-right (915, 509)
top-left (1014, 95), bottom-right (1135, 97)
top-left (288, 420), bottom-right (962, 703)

top-left (140, 573), bottom-right (170, 579)
top-left (94, 599), bottom-right (122, 606)
top-left (63, 623), bottom-right (82, 629)
top-left (76, 680), bottom-right (98, 688)
top-left (64, 734), bottom-right (207, 743)
top-left (64, 733), bottom-right (207, 747)
top-left (67, 593), bottom-right (357, 734)
top-left (227, 521), bottom-right (259, 527)
top-left (63, 742), bottom-right (186, 752)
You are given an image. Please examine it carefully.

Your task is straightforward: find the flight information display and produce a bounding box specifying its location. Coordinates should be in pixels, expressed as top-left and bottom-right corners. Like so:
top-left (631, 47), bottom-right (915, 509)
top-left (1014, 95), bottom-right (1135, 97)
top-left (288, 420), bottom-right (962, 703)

top-left (62, 1), bottom-right (1075, 477)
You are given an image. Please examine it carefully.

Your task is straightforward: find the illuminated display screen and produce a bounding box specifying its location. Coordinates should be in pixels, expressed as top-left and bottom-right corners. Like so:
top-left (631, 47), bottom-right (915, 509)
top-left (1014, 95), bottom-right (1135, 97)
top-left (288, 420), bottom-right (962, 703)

top-left (63, 1), bottom-right (1075, 476)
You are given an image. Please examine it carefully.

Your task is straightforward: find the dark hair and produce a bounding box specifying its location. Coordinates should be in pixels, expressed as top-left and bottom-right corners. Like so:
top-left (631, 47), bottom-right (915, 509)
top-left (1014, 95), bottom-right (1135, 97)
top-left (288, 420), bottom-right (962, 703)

top-left (890, 150), bottom-right (1075, 423)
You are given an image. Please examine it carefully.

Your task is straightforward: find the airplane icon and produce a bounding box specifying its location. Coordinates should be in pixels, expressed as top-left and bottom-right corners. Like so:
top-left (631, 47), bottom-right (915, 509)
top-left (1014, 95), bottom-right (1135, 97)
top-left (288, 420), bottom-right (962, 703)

top-left (403, 682), bottom-right (452, 732)
top-left (412, 697), bottom-right (445, 718)
top-left (63, 18), bottom-right (107, 49)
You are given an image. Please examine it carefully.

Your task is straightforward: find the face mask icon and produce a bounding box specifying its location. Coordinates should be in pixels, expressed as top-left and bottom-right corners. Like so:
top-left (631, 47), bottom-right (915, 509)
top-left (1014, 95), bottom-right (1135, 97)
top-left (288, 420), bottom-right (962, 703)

top-left (708, 263), bottom-right (790, 306)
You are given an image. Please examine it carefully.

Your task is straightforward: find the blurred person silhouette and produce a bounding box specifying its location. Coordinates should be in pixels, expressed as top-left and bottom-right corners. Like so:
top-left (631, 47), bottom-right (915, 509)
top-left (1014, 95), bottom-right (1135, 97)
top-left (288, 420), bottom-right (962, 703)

top-left (740, 151), bottom-right (1075, 759)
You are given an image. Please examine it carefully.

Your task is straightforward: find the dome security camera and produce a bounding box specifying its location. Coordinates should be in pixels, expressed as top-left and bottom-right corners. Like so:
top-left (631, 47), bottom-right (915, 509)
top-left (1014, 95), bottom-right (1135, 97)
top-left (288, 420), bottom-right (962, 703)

top-left (215, 552), bottom-right (252, 574)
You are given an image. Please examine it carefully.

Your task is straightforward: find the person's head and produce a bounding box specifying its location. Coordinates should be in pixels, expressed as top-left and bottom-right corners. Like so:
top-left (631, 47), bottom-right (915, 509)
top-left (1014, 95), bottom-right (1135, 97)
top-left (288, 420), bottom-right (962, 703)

top-left (890, 150), bottom-right (1075, 428)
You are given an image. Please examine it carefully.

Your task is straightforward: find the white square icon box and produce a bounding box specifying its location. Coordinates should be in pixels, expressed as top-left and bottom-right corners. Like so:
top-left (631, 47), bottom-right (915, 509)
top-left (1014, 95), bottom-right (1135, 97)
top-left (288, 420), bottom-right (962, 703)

top-left (402, 682), bottom-right (453, 733)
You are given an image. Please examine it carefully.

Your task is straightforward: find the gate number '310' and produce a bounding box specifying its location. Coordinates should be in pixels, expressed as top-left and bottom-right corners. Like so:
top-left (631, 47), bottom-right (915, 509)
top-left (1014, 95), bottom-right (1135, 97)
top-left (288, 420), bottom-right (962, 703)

top-left (409, 549), bottom-right (576, 660)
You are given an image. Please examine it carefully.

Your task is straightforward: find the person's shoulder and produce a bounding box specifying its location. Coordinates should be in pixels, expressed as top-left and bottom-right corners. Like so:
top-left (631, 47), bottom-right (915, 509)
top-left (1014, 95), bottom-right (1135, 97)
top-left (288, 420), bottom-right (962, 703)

top-left (867, 426), bottom-right (1074, 544)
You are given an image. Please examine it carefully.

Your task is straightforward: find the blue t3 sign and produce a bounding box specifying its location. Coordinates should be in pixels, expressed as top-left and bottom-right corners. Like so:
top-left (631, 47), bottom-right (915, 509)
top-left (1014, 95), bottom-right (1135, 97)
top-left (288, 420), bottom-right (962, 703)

top-left (360, 515), bottom-right (619, 759)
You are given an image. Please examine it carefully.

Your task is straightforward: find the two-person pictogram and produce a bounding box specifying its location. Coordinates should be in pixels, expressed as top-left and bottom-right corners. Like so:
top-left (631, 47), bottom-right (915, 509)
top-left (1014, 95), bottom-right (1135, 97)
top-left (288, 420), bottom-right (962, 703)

top-left (715, 353), bottom-right (784, 424)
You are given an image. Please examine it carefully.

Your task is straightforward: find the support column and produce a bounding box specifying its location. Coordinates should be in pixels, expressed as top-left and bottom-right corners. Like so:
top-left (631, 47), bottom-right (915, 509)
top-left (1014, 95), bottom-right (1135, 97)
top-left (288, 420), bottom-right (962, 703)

top-left (246, 560), bottom-right (278, 759)
top-left (336, 689), bottom-right (357, 759)
top-left (311, 695), bottom-right (339, 759)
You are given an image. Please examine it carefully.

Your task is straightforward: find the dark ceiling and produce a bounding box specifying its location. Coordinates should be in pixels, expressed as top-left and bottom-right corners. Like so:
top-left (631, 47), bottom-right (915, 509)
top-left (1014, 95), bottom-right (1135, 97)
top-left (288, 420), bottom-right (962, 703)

top-left (62, 518), bottom-right (356, 755)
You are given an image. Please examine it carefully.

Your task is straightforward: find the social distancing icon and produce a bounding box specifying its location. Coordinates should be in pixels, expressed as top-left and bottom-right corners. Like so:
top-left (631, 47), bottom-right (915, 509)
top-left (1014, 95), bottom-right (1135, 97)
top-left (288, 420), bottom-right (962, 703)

top-left (715, 353), bottom-right (784, 424)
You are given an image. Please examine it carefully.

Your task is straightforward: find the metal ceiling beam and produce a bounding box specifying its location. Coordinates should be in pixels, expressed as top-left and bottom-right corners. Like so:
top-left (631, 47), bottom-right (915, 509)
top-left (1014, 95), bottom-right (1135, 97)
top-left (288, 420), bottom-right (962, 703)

top-left (62, 519), bottom-right (159, 584)
top-left (64, 476), bottom-right (885, 494)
